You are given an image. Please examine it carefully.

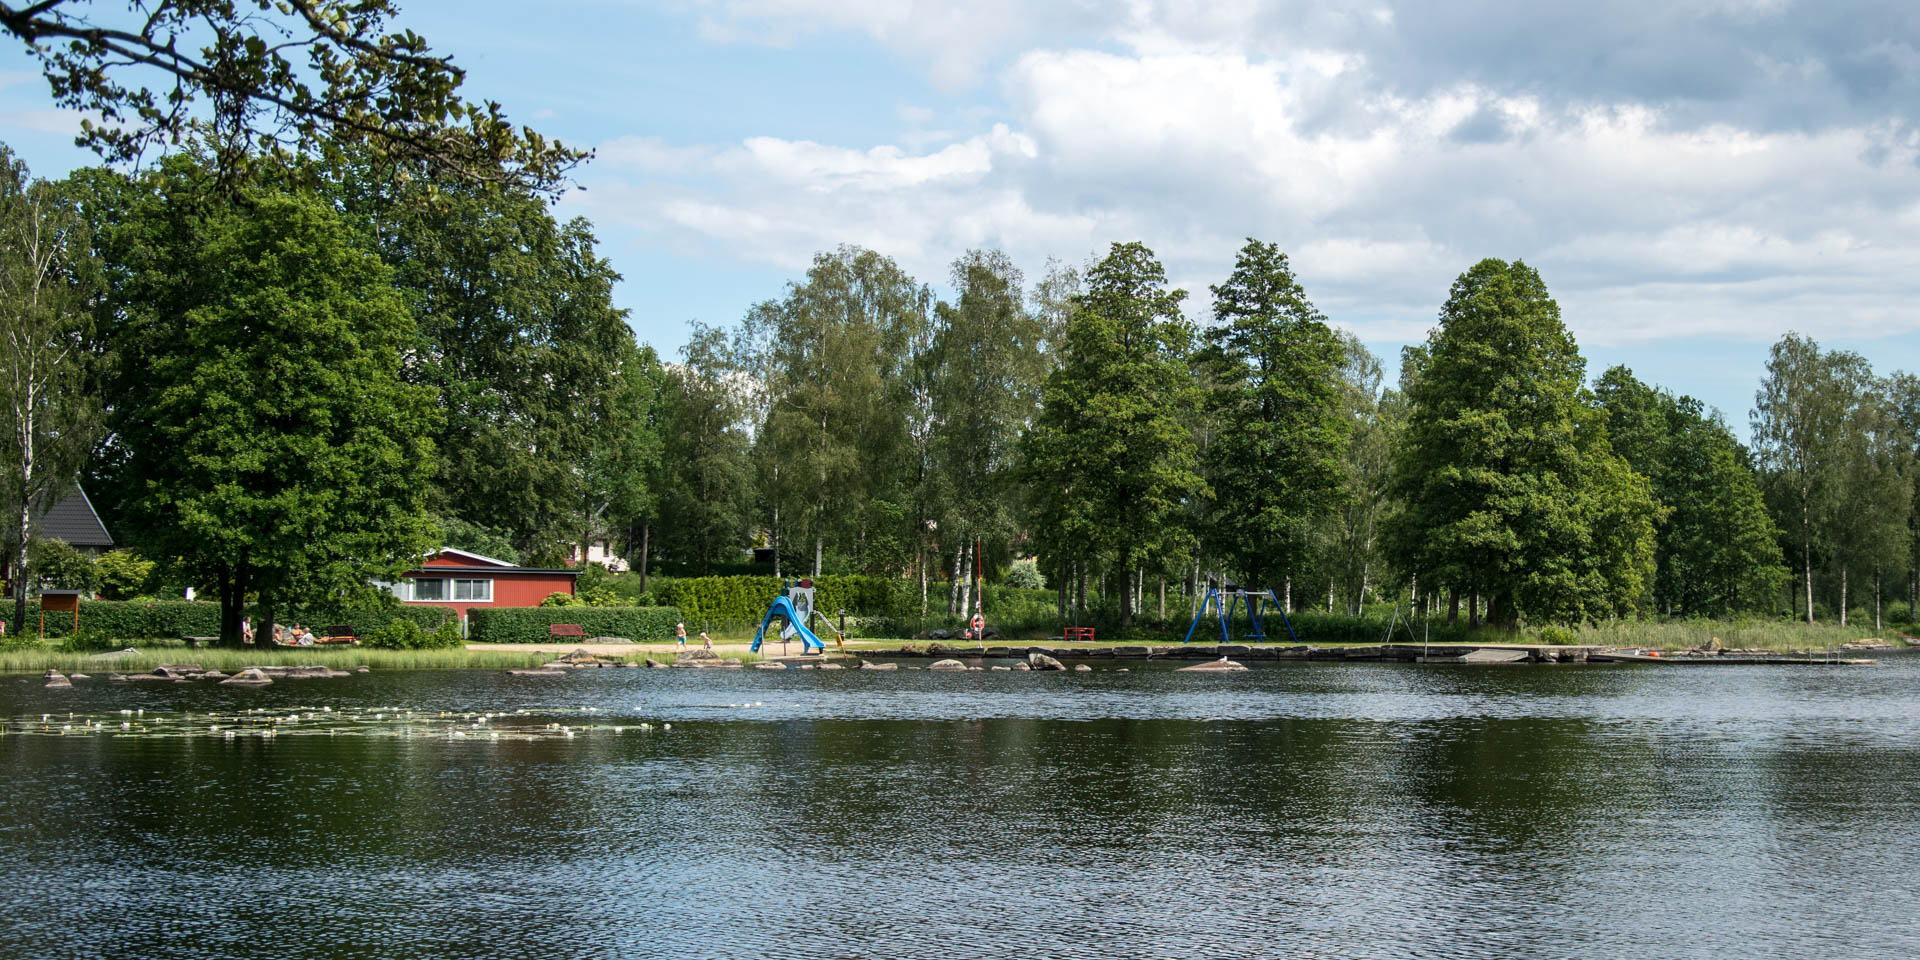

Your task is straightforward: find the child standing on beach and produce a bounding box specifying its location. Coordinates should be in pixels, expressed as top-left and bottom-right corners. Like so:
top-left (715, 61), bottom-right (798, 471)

top-left (675, 622), bottom-right (687, 647)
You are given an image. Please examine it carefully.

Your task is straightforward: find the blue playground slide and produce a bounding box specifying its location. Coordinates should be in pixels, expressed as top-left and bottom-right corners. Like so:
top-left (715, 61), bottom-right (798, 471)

top-left (749, 595), bottom-right (825, 653)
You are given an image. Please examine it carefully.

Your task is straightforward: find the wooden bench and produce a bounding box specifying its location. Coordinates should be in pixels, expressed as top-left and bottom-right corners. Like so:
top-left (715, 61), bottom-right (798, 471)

top-left (315, 625), bottom-right (358, 645)
top-left (549, 624), bottom-right (585, 639)
top-left (1063, 626), bottom-right (1096, 643)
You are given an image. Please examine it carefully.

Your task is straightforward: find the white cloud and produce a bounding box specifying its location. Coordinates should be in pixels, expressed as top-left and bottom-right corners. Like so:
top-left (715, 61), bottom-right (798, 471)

top-left (580, 9), bottom-right (1920, 348)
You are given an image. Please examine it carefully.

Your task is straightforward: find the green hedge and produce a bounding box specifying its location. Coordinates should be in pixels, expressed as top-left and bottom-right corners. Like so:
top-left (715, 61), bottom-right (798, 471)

top-left (24, 600), bottom-right (217, 639)
top-left (655, 575), bottom-right (906, 624)
top-left (21, 599), bottom-right (455, 640)
top-left (465, 605), bottom-right (684, 644)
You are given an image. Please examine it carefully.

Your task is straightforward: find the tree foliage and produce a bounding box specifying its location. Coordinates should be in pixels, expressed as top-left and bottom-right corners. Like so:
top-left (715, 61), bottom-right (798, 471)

top-left (0, 0), bottom-right (585, 193)
top-left (1385, 258), bottom-right (1658, 624)
top-left (0, 145), bottom-right (101, 630)
top-left (1196, 239), bottom-right (1349, 592)
top-left (655, 323), bottom-right (755, 574)
top-left (1595, 366), bottom-right (1785, 618)
top-left (103, 181), bottom-right (438, 643)
top-left (1023, 242), bottom-right (1204, 628)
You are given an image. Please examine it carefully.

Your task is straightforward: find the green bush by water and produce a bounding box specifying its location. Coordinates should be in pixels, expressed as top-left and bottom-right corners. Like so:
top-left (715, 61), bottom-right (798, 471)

top-left (362, 619), bottom-right (464, 650)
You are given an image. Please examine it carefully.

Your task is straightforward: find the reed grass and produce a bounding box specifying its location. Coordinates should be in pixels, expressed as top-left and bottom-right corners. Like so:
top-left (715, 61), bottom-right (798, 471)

top-left (2, 645), bottom-right (554, 675)
top-left (1572, 618), bottom-right (1892, 652)
top-left (0, 642), bottom-right (772, 674)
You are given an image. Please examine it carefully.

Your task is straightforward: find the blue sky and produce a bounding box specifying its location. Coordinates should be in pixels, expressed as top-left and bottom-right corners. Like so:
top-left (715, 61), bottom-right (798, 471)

top-left (4, 0), bottom-right (1917, 435)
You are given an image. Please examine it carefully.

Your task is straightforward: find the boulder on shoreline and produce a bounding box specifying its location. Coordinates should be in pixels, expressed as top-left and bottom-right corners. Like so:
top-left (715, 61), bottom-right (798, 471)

top-left (1177, 658), bottom-right (1248, 672)
top-left (220, 668), bottom-right (273, 686)
top-left (1027, 652), bottom-right (1065, 671)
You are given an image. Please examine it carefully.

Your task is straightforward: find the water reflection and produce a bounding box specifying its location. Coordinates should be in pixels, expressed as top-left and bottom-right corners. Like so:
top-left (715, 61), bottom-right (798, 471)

top-left (3, 658), bottom-right (1919, 959)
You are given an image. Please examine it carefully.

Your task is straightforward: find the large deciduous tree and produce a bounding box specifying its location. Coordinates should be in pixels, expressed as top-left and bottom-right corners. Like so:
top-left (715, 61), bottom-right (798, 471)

top-left (929, 250), bottom-right (1049, 618)
top-left (107, 184), bottom-right (438, 644)
top-left (346, 178), bottom-right (643, 559)
top-left (654, 323), bottom-right (754, 575)
top-left (1751, 333), bottom-right (1862, 624)
top-left (0, 146), bottom-right (100, 632)
top-left (751, 246), bottom-right (928, 577)
top-left (1384, 258), bottom-right (1658, 626)
top-left (1024, 242), bottom-right (1204, 630)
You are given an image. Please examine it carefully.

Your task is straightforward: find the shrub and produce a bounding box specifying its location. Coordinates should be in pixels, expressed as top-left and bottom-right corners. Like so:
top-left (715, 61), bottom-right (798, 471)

top-left (96, 550), bottom-right (158, 600)
top-left (465, 605), bottom-right (684, 643)
top-left (1538, 624), bottom-right (1577, 646)
top-left (57, 629), bottom-right (124, 653)
top-left (363, 618), bottom-right (463, 649)
top-left (540, 592), bottom-right (581, 607)
top-left (1003, 558), bottom-right (1046, 590)
top-left (29, 538), bottom-right (97, 592)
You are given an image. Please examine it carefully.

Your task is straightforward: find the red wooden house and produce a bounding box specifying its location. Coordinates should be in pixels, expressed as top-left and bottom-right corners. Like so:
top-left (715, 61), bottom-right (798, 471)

top-left (391, 548), bottom-right (580, 619)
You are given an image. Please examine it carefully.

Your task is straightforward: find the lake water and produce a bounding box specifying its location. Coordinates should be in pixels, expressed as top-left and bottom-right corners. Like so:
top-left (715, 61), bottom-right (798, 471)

top-left (4, 655), bottom-right (1919, 959)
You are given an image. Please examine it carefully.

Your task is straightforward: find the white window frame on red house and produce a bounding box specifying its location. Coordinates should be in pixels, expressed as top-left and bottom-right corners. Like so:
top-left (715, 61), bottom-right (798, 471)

top-left (394, 578), bottom-right (493, 603)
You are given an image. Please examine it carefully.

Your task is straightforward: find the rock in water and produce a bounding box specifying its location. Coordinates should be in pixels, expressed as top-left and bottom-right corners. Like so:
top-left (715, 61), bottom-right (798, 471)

top-left (754, 661), bottom-right (788, 670)
top-left (44, 672), bottom-right (72, 689)
top-left (355, 665), bottom-right (371, 674)
top-left (220, 668), bottom-right (273, 686)
top-left (1027, 652), bottom-right (1066, 671)
top-left (817, 663), bottom-right (846, 671)
top-left (508, 668), bottom-right (567, 677)
top-left (1072, 664), bottom-right (1092, 672)
top-left (68, 673), bottom-right (89, 680)
top-left (861, 662), bottom-right (898, 671)
top-left (1176, 658), bottom-right (1248, 672)
top-left (928, 659), bottom-right (968, 671)
top-left (1011, 662), bottom-right (1031, 671)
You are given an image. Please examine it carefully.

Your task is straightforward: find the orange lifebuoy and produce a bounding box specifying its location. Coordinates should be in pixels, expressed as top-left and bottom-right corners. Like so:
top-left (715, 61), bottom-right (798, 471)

top-left (971, 614), bottom-right (984, 631)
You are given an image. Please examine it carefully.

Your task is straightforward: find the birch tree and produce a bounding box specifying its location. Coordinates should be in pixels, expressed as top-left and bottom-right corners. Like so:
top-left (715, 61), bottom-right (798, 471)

top-left (0, 147), bottom-right (100, 633)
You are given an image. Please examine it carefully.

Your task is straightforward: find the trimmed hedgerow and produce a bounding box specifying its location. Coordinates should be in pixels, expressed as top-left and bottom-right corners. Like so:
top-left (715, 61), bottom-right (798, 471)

top-left (465, 605), bottom-right (684, 644)
top-left (30, 600), bottom-right (218, 639)
top-left (24, 599), bottom-right (455, 640)
top-left (655, 575), bottom-right (906, 624)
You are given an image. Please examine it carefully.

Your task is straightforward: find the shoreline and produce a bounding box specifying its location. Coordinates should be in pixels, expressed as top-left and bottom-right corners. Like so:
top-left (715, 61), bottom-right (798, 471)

top-left (2, 636), bottom-right (1893, 675)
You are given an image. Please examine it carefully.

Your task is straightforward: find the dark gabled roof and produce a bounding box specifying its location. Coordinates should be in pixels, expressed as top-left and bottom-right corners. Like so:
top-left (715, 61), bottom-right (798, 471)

top-left (33, 486), bottom-right (112, 548)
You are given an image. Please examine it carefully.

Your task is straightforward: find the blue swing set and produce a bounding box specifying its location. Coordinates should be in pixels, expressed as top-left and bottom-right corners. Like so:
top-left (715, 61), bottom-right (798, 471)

top-left (1182, 580), bottom-right (1300, 645)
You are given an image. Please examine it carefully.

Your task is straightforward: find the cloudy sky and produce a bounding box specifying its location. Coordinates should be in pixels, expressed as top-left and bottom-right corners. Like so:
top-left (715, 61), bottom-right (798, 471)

top-left (4, 0), bottom-right (1917, 433)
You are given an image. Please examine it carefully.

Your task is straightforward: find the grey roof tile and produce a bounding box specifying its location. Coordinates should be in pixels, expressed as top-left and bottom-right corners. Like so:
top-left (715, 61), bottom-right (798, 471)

top-left (32, 486), bottom-right (113, 548)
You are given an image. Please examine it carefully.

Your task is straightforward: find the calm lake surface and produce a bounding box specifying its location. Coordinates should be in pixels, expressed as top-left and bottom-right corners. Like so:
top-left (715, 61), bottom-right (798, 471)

top-left (4, 655), bottom-right (1919, 959)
